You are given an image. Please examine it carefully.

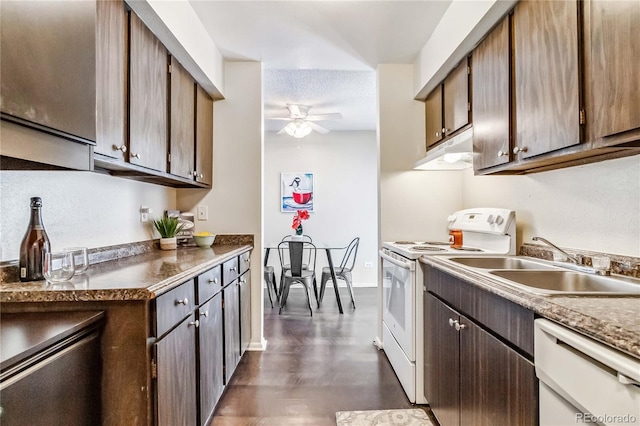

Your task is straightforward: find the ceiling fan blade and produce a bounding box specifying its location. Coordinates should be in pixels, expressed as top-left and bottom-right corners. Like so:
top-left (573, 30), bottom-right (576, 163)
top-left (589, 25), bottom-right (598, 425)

top-left (307, 122), bottom-right (330, 134)
top-left (287, 104), bottom-right (309, 119)
top-left (277, 125), bottom-right (289, 135)
top-left (266, 117), bottom-right (294, 121)
top-left (305, 113), bottom-right (343, 121)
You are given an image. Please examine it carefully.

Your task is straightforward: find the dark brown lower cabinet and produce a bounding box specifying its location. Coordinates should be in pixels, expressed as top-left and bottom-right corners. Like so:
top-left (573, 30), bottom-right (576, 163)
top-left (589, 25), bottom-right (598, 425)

top-left (155, 314), bottom-right (198, 426)
top-left (224, 279), bottom-right (241, 383)
top-left (424, 281), bottom-right (537, 426)
top-left (198, 292), bottom-right (224, 426)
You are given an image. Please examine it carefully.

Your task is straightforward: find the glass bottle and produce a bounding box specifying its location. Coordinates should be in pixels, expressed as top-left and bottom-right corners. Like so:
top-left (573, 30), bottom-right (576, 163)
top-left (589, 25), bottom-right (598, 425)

top-left (19, 197), bottom-right (51, 281)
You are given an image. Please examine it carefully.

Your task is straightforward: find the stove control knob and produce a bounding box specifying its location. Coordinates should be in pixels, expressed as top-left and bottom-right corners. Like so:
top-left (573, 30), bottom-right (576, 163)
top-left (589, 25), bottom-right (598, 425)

top-left (486, 215), bottom-right (495, 224)
top-left (495, 215), bottom-right (504, 225)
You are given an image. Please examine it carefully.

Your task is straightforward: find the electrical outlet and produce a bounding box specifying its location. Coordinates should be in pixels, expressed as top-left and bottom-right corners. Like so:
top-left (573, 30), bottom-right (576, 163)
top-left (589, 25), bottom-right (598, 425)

top-left (140, 205), bottom-right (151, 223)
top-left (364, 262), bottom-right (373, 268)
top-left (197, 205), bottom-right (209, 221)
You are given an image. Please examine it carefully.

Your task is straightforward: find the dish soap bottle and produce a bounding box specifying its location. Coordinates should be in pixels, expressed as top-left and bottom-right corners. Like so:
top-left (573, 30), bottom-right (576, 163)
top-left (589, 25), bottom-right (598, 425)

top-left (19, 197), bottom-right (51, 281)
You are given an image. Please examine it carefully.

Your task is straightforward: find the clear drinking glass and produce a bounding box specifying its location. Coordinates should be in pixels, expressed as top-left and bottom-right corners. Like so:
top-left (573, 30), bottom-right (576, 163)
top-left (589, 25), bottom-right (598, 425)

top-left (64, 247), bottom-right (89, 274)
top-left (43, 251), bottom-right (75, 282)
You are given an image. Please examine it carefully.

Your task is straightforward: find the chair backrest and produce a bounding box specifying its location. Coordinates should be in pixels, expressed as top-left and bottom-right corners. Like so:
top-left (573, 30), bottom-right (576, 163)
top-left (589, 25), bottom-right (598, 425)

top-left (278, 240), bottom-right (316, 277)
top-left (281, 234), bottom-right (312, 242)
top-left (339, 237), bottom-right (360, 271)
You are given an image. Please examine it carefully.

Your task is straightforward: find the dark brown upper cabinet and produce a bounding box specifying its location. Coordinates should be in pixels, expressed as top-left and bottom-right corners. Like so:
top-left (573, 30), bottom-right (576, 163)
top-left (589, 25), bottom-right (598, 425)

top-left (129, 12), bottom-right (168, 172)
top-left (195, 85), bottom-right (214, 186)
top-left (587, 0), bottom-right (640, 147)
top-left (425, 58), bottom-right (470, 151)
top-left (96, 0), bottom-right (127, 161)
top-left (425, 85), bottom-right (444, 149)
top-left (472, 17), bottom-right (511, 171)
top-left (443, 57), bottom-right (470, 138)
top-left (513, 0), bottom-right (581, 160)
top-left (169, 56), bottom-right (195, 179)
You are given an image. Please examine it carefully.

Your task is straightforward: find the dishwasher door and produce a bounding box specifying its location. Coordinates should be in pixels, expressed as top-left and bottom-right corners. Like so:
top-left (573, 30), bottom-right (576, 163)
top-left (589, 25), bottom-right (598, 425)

top-left (535, 319), bottom-right (640, 426)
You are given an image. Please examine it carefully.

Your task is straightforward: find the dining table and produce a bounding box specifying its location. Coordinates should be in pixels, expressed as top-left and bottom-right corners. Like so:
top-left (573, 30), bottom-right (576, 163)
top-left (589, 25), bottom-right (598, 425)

top-left (264, 241), bottom-right (350, 314)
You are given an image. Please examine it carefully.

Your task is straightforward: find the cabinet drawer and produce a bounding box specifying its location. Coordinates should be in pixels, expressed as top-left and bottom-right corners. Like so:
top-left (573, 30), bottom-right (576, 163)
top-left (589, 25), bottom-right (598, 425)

top-left (239, 251), bottom-right (251, 276)
top-left (197, 265), bottom-right (222, 304)
top-left (222, 257), bottom-right (239, 286)
top-left (155, 280), bottom-right (195, 337)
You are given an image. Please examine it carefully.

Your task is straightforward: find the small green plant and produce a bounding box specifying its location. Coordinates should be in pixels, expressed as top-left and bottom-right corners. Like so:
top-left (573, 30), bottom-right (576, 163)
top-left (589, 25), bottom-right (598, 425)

top-left (153, 216), bottom-right (185, 238)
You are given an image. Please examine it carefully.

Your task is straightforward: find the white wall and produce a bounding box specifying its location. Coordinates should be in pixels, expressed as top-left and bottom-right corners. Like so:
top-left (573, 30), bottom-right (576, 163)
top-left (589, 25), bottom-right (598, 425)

top-left (0, 171), bottom-right (175, 260)
top-left (263, 131), bottom-right (378, 286)
top-left (461, 156), bottom-right (640, 257)
top-left (378, 64), bottom-right (463, 243)
top-left (177, 61), bottom-right (264, 349)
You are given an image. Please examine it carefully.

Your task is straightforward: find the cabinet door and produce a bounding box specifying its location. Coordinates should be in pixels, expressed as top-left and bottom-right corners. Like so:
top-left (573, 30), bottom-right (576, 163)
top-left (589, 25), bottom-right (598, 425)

top-left (129, 12), bottom-right (168, 171)
top-left (239, 272), bottom-right (251, 355)
top-left (443, 57), bottom-right (469, 137)
top-left (425, 85), bottom-right (444, 148)
top-left (169, 56), bottom-right (195, 179)
top-left (155, 315), bottom-right (198, 426)
top-left (588, 0), bottom-right (640, 143)
top-left (425, 294), bottom-right (460, 426)
top-left (223, 281), bottom-right (240, 384)
top-left (96, 0), bottom-right (127, 160)
top-left (198, 293), bottom-right (224, 426)
top-left (514, 0), bottom-right (581, 159)
top-left (195, 85), bottom-right (213, 186)
top-left (459, 317), bottom-right (537, 426)
top-left (472, 18), bottom-right (511, 170)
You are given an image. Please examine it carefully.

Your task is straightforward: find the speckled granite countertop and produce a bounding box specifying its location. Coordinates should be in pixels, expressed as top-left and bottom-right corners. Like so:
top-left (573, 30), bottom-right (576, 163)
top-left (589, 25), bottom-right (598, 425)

top-left (0, 245), bottom-right (252, 303)
top-left (420, 256), bottom-right (640, 359)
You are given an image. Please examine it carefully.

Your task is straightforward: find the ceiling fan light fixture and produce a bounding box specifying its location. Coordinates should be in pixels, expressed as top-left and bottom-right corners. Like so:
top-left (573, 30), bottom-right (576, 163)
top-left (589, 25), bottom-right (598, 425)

top-left (284, 119), bottom-right (312, 138)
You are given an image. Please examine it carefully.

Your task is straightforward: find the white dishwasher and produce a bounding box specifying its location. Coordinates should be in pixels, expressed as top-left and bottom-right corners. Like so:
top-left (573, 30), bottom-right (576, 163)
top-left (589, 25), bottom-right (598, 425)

top-left (535, 319), bottom-right (640, 426)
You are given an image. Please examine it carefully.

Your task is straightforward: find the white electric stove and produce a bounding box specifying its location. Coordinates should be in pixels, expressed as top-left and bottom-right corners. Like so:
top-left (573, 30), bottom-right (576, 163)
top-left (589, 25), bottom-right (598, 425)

top-left (379, 208), bottom-right (516, 404)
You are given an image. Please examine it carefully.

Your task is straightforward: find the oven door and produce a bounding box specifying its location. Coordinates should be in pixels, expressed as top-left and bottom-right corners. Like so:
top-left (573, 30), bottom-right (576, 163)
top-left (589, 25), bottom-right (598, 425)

top-left (380, 249), bottom-right (415, 361)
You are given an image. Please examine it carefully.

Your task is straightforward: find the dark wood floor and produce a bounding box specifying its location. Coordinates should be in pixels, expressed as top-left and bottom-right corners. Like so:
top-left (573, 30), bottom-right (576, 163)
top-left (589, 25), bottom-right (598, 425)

top-left (210, 287), bottom-right (430, 425)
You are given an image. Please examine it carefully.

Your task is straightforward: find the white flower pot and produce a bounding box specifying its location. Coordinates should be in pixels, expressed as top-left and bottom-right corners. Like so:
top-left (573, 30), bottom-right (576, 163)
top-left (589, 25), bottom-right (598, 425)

top-left (159, 237), bottom-right (177, 250)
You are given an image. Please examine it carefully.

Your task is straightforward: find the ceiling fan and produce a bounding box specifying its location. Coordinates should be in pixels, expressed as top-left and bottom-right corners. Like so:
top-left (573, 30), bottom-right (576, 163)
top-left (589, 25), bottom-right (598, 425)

top-left (268, 104), bottom-right (342, 138)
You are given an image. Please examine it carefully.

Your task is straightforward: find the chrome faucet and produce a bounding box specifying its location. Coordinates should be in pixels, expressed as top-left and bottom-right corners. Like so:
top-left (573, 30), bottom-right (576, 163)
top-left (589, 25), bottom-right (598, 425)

top-left (531, 237), bottom-right (580, 264)
top-left (532, 237), bottom-right (610, 276)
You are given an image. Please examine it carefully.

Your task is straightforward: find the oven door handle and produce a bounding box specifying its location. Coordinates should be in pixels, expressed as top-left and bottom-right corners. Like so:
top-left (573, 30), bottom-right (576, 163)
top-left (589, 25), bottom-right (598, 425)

top-left (379, 250), bottom-right (415, 271)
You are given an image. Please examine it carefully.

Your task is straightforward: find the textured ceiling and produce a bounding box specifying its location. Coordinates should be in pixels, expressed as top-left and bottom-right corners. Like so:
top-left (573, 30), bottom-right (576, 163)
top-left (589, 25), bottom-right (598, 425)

top-left (189, 1), bottom-right (453, 131)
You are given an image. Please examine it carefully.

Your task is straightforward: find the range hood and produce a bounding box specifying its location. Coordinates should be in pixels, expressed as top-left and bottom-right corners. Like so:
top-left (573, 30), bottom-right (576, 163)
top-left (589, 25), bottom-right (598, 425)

top-left (414, 127), bottom-right (473, 171)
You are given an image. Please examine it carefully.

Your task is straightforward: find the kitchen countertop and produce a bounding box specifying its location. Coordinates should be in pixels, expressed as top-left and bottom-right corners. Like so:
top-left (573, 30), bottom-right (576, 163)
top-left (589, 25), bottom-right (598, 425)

top-left (0, 245), bottom-right (252, 303)
top-left (420, 256), bottom-right (640, 359)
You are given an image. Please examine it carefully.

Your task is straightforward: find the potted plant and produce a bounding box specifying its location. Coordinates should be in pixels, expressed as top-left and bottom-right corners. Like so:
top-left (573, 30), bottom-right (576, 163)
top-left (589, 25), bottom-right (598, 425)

top-left (291, 209), bottom-right (310, 238)
top-left (153, 216), bottom-right (185, 250)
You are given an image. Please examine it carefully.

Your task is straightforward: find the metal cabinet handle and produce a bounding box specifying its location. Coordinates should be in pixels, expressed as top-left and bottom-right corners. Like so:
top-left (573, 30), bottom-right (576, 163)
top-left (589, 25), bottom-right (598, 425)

top-left (513, 147), bottom-right (528, 154)
top-left (497, 150), bottom-right (509, 157)
top-left (200, 311), bottom-right (209, 318)
top-left (113, 145), bottom-right (127, 153)
top-left (455, 322), bottom-right (466, 331)
top-left (131, 152), bottom-right (141, 159)
top-left (448, 318), bottom-right (456, 327)
top-left (244, 258), bottom-right (250, 263)
top-left (230, 267), bottom-right (237, 272)
top-left (435, 132), bottom-right (441, 137)
top-left (176, 298), bottom-right (188, 305)
top-left (189, 320), bottom-right (199, 328)
top-left (198, 173), bottom-right (204, 179)
top-left (192, 170), bottom-right (198, 176)
top-left (240, 278), bottom-right (246, 284)
top-left (208, 278), bottom-right (218, 285)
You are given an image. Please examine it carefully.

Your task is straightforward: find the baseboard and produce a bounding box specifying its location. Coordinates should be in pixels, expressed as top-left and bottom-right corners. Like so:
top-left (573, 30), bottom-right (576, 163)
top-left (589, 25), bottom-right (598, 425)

top-left (247, 337), bottom-right (267, 351)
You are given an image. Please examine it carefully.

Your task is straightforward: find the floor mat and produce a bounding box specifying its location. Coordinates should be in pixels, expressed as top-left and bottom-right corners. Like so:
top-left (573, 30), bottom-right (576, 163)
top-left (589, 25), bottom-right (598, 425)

top-left (335, 409), bottom-right (433, 426)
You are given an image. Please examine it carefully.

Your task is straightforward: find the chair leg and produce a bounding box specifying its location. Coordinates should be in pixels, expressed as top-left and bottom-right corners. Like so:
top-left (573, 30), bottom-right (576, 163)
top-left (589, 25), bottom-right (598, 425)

top-left (319, 273), bottom-right (329, 307)
top-left (265, 276), bottom-right (273, 308)
top-left (302, 282), bottom-right (313, 317)
top-left (344, 272), bottom-right (356, 309)
top-left (279, 282), bottom-right (290, 314)
top-left (269, 271), bottom-right (279, 301)
top-left (312, 277), bottom-right (319, 306)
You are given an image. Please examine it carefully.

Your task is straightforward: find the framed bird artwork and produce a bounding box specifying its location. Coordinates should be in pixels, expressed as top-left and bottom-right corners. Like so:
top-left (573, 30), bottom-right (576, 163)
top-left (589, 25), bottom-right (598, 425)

top-left (281, 172), bottom-right (314, 212)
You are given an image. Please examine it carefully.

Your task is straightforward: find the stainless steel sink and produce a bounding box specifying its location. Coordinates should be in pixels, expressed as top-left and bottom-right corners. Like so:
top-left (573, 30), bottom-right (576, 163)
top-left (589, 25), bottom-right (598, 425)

top-left (490, 270), bottom-right (640, 295)
top-left (448, 257), bottom-right (554, 270)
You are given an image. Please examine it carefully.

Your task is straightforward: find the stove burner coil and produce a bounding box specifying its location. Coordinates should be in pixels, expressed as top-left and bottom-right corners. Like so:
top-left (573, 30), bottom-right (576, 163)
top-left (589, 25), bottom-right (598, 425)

top-left (394, 241), bottom-right (416, 245)
top-left (423, 241), bottom-right (450, 246)
top-left (410, 246), bottom-right (447, 252)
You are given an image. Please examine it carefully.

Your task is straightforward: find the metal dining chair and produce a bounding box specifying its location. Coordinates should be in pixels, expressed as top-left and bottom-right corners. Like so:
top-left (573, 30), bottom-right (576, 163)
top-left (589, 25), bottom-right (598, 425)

top-left (278, 240), bottom-right (318, 316)
top-left (319, 237), bottom-right (359, 309)
top-left (279, 234), bottom-right (312, 288)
